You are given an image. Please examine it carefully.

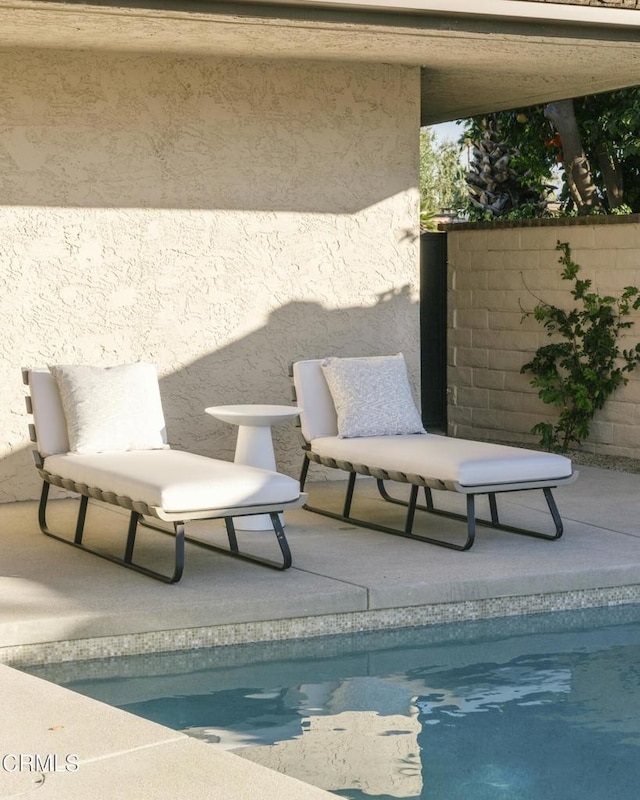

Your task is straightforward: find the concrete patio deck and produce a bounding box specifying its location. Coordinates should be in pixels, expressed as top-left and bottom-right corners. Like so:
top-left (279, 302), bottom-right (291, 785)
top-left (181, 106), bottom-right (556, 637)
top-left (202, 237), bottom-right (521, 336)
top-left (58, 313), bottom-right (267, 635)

top-left (2, 465), bottom-right (640, 798)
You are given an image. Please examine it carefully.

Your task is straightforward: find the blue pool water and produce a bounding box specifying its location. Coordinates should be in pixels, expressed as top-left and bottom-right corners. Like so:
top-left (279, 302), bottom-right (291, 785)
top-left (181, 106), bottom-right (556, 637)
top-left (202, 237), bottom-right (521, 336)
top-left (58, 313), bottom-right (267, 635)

top-left (25, 604), bottom-right (640, 800)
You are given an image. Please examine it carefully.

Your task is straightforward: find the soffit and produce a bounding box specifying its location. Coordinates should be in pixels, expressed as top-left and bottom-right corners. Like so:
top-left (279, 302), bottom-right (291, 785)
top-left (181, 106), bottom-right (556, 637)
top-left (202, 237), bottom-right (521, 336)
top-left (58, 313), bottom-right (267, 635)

top-left (0, 0), bottom-right (638, 123)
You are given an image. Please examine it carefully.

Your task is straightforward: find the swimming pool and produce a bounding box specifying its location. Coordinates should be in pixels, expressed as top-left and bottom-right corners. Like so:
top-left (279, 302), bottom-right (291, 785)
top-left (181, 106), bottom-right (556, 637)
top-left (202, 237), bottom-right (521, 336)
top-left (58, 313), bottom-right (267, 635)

top-left (25, 604), bottom-right (640, 799)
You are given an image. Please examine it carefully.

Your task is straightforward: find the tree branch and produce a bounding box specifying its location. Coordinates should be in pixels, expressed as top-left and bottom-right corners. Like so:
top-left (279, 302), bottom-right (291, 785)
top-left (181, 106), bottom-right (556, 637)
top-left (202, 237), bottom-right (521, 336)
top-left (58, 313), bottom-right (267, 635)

top-left (544, 99), bottom-right (603, 215)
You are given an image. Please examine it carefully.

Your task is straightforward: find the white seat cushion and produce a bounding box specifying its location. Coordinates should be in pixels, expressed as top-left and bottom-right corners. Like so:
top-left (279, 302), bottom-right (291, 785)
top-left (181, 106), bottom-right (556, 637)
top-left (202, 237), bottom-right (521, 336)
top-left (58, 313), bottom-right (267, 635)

top-left (44, 450), bottom-right (301, 514)
top-left (310, 434), bottom-right (573, 488)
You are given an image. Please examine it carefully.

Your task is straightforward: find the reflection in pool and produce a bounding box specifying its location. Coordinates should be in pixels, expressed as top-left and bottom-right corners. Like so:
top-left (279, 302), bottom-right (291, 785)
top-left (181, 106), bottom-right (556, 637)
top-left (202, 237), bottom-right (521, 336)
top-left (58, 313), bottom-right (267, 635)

top-left (24, 604), bottom-right (640, 800)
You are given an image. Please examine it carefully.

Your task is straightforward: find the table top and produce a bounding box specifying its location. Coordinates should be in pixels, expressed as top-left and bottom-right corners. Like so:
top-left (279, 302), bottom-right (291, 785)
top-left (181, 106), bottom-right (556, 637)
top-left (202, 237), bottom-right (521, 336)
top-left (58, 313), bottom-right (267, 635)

top-left (205, 404), bottom-right (302, 427)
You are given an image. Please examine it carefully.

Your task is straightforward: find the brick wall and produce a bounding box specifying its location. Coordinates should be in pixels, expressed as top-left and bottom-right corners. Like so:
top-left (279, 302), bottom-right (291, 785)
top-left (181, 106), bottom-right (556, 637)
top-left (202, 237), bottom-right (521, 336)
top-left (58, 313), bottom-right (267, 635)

top-left (447, 217), bottom-right (640, 456)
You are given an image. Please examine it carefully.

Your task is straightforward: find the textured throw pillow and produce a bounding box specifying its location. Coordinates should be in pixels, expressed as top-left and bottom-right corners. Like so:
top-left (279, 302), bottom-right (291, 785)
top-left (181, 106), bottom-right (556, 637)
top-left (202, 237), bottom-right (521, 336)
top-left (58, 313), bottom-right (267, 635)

top-left (321, 354), bottom-right (426, 438)
top-left (49, 363), bottom-right (169, 454)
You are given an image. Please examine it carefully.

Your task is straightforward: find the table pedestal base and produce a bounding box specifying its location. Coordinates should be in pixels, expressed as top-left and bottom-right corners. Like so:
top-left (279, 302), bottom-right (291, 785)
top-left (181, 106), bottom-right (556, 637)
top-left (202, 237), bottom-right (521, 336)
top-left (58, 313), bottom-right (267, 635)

top-left (235, 425), bottom-right (284, 531)
top-left (205, 404), bottom-right (301, 532)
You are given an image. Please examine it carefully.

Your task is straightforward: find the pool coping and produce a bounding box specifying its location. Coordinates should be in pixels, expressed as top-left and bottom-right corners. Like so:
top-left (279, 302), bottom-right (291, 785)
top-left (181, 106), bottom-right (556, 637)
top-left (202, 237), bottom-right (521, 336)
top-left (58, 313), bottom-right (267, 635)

top-left (4, 582), bottom-right (640, 668)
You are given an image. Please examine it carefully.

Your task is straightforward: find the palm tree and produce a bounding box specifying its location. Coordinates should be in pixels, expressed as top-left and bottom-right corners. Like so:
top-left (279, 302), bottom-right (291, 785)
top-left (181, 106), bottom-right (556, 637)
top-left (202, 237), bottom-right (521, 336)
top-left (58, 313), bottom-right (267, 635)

top-left (465, 116), bottom-right (550, 218)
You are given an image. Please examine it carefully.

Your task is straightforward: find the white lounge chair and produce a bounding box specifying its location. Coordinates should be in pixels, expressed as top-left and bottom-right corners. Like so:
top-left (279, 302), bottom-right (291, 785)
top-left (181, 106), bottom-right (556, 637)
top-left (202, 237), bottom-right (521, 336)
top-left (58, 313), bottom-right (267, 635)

top-left (23, 364), bottom-right (306, 582)
top-left (291, 356), bottom-right (577, 550)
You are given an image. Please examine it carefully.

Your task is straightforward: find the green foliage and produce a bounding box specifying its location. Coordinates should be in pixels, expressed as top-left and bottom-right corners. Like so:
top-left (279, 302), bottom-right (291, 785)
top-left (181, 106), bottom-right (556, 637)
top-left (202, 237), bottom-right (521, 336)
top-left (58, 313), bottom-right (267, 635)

top-left (419, 127), bottom-right (466, 217)
top-left (611, 203), bottom-right (634, 216)
top-left (460, 87), bottom-right (640, 217)
top-left (419, 199), bottom-right (438, 231)
top-left (462, 113), bottom-right (557, 221)
top-left (577, 88), bottom-right (640, 212)
top-left (521, 242), bottom-right (640, 452)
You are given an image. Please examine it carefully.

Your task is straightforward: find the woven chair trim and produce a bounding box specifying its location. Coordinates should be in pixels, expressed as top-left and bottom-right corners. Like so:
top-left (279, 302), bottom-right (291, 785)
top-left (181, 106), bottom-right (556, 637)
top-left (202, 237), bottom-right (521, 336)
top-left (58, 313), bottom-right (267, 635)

top-left (39, 469), bottom-right (158, 517)
top-left (306, 451), bottom-right (453, 490)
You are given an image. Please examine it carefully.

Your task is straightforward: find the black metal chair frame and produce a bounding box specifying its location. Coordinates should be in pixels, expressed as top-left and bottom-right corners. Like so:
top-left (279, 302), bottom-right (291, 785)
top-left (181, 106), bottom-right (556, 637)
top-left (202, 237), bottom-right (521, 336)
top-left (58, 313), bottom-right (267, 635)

top-left (299, 453), bottom-right (564, 552)
top-left (37, 477), bottom-right (292, 584)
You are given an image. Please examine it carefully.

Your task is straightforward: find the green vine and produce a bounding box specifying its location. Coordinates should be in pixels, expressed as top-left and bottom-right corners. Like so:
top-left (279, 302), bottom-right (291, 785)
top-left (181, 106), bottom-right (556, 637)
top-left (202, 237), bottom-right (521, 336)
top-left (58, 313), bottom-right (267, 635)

top-left (521, 241), bottom-right (640, 452)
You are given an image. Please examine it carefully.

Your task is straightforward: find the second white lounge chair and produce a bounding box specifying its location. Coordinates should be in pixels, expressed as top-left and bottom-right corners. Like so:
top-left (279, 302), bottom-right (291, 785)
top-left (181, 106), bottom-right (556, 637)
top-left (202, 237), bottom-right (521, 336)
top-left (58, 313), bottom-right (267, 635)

top-left (291, 355), bottom-right (577, 550)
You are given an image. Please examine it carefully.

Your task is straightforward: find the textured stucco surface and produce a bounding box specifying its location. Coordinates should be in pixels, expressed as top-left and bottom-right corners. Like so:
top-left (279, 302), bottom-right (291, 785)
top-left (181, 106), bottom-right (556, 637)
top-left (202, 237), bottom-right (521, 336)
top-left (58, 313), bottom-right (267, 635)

top-left (523, 0), bottom-right (639, 6)
top-left (448, 221), bottom-right (640, 458)
top-left (1, 49), bottom-right (420, 502)
top-left (2, 1), bottom-right (640, 128)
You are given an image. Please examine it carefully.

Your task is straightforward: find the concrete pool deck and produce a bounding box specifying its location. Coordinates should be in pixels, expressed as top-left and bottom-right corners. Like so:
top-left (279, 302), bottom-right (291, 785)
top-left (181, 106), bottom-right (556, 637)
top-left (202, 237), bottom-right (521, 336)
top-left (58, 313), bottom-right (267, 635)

top-left (2, 465), bottom-right (640, 798)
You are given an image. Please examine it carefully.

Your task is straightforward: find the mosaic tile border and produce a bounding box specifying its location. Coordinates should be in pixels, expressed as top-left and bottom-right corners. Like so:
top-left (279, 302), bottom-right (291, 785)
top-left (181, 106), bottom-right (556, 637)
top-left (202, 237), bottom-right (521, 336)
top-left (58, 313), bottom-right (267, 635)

top-left (4, 583), bottom-right (640, 667)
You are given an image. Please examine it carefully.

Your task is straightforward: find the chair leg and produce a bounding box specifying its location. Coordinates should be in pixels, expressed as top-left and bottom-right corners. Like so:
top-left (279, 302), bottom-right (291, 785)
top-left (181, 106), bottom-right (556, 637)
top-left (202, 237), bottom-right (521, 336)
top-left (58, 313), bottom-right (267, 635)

top-left (376, 478), bottom-right (471, 549)
top-left (424, 486), bottom-right (434, 511)
top-left (38, 480), bottom-right (50, 535)
top-left (378, 481), bottom-right (563, 544)
top-left (124, 511), bottom-right (140, 564)
top-left (302, 473), bottom-right (474, 550)
top-left (172, 513), bottom-right (292, 570)
top-left (466, 494), bottom-right (477, 548)
top-left (270, 512), bottom-right (292, 570)
top-left (488, 493), bottom-right (499, 525)
top-left (405, 485), bottom-right (419, 535)
top-left (543, 487), bottom-right (564, 538)
top-left (299, 455), bottom-right (310, 490)
top-left (37, 481), bottom-right (184, 583)
top-left (171, 523), bottom-right (185, 583)
top-left (74, 495), bottom-right (89, 544)
top-left (142, 508), bottom-right (292, 569)
top-left (343, 472), bottom-right (357, 517)
top-left (224, 517), bottom-right (240, 552)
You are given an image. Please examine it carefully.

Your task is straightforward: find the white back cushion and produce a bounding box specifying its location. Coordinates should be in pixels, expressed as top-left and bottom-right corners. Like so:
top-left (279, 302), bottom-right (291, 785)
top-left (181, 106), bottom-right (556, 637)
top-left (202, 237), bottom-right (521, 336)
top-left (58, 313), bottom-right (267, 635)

top-left (321, 354), bottom-right (426, 438)
top-left (292, 360), bottom-right (338, 442)
top-left (28, 369), bottom-right (70, 456)
top-left (49, 363), bottom-right (169, 454)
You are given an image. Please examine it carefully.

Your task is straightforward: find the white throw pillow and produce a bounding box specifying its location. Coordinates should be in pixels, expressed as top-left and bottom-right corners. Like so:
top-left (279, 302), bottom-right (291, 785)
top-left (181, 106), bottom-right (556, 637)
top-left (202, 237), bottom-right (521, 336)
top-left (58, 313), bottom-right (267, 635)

top-left (321, 354), bottom-right (426, 438)
top-left (49, 363), bottom-right (169, 454)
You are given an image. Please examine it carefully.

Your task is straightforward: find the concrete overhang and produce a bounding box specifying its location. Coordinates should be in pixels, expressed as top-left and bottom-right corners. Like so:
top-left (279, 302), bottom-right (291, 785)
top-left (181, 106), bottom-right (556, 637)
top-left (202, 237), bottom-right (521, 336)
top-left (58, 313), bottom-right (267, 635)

top-left (0, 0), bottom-right (639, 123)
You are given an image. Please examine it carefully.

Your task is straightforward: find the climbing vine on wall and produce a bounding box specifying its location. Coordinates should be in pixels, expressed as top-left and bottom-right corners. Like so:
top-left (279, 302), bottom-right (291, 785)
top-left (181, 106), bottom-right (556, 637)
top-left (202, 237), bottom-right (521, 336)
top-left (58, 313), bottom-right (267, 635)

top-left (521, 241), bottom-right (640, 452)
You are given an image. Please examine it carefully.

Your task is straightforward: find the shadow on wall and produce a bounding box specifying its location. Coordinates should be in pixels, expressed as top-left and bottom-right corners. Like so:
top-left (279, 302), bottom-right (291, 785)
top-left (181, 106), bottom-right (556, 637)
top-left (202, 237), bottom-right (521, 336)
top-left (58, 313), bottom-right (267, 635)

top-left (7, 285), bottom-right (419, 503)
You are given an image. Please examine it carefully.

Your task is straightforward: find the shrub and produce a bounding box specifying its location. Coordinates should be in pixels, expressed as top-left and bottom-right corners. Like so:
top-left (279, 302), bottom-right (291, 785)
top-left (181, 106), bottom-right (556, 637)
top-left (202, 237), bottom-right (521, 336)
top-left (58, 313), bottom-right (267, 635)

top-left (521, 241), bottom-right (640, 452)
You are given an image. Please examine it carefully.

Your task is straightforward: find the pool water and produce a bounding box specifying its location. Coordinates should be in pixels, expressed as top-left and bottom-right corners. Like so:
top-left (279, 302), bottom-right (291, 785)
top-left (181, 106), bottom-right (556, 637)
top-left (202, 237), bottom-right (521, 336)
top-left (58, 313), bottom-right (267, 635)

top-left (25, 604), bottom-right (640, 800)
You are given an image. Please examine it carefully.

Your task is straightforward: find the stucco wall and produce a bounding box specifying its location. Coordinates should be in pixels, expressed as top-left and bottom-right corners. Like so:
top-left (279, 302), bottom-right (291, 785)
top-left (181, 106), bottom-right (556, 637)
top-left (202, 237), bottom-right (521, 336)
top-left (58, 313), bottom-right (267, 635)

top-left (1, 49), bottom-right (420, 502)
top-left (524, 0), bottom-right (638, 6)
top-left (529, 0), bottom-right (638, 9)
top-left (447, 218), bottom-right (640, 457)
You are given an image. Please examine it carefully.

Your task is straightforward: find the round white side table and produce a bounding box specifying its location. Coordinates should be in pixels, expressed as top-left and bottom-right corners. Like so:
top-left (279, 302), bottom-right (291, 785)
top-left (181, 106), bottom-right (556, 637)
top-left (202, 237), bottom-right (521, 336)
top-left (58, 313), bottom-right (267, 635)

top-left (205, 404), bottom-right (302, 530)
